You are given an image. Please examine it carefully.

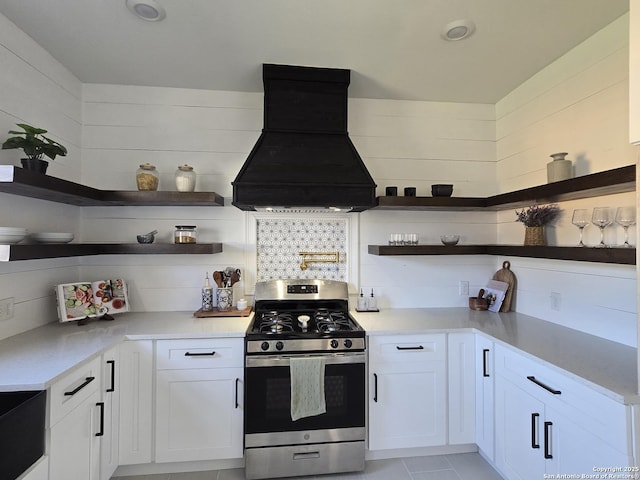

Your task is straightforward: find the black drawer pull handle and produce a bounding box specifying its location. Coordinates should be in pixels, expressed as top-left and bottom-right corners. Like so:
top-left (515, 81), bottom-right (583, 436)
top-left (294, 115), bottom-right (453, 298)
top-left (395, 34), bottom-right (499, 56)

top-left (373, 373), bottom-right (378, 403)
top-left (527, 376), bottom-right (561, 395)
top-left (544, 421), bottom-right (553, 459)
top-left (96, 402), bottom-right (105, 437)
top-left (235, 378), bottom-right (240, 409)
top-left (531, 413), bottom-right (540, 449)
top-left (482, 348), bottom-right (490, 377)
top-left (106, 360), bottom-right (116, 393)
top-left (184, 351), bottom-right (216, 357)
top-left (396, 345), bottom-right (424, 351)
top-left (64, 376), bottom-right (95, 396)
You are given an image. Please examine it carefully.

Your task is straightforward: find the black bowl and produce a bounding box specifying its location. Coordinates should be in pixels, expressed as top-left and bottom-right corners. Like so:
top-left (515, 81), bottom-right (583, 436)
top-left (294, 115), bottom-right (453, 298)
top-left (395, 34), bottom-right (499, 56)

top-left (431, 184), bottom-right (453, 197)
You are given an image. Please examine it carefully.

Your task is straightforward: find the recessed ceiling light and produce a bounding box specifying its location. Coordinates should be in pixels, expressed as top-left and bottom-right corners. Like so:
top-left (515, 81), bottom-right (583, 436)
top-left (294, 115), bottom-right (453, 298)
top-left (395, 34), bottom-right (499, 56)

top-left (441, 19), bottom-right (475, 41)
top-left (126, 0), bottom-right (166, 21)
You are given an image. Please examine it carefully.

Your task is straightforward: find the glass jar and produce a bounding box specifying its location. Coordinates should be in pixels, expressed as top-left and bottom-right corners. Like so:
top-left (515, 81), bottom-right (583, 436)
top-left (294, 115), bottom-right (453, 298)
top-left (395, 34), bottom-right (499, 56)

top-left (174, 225), bottom-right (197, 244)
top-left (136, 163), bottom-right (159, 191)
top-left (175, 164), bottom-right (196, 192)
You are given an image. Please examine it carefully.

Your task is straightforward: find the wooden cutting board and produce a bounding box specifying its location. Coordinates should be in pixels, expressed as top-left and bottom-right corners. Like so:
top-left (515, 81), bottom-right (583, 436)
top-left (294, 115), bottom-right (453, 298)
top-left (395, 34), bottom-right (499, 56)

top-left (492, 261), bottom-right (516, 312)
top-left (193, 307), bottom-right (253, 317)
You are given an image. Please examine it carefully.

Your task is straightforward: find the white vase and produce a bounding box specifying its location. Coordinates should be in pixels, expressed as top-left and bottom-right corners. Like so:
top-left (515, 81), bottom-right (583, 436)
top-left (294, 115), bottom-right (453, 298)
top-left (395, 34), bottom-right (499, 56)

top-left (547, 152), bottom-right (572, 183)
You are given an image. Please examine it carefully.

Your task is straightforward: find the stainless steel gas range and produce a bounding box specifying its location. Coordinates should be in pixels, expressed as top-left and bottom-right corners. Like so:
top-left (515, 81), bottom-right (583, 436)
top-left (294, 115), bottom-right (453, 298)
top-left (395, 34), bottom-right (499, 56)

top-left (244, 279), bottom-right (366, 480)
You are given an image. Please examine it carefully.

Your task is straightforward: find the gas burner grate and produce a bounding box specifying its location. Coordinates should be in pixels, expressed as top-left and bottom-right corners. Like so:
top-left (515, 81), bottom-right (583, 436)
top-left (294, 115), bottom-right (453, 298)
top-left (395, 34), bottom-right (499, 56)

top-left (315, 310), bottom-right (351, 333)
top-left (258, 311), bottom-right (295, 334)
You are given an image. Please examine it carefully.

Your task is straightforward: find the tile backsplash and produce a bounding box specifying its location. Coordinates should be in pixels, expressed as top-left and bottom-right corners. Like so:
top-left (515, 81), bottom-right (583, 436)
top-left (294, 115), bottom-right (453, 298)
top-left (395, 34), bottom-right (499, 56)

top-left (256, 218), bottom-right (348, 281)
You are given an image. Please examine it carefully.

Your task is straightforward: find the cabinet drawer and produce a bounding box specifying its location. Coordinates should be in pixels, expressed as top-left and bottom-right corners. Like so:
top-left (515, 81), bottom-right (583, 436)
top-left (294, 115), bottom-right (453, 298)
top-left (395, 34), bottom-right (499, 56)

top-left (49, 356), bottom-right (101, 427)
top-left (369, 334), bottom-right (446, 364)
top-left (494, 344), bottom-right (630, 454)
top-left (156, 338), bottom-right (243, 370)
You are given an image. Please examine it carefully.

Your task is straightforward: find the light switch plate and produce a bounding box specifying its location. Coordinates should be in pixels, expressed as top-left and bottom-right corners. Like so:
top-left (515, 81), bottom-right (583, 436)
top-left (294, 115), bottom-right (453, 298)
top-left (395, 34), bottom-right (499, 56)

top-left (0, 297), bottom-right (14, 321)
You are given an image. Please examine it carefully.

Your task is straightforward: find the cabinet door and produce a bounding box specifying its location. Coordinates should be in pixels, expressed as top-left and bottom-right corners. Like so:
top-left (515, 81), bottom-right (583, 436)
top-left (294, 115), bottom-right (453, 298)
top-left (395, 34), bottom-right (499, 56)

top-left (475, 335), bottom-right (494, 460)
top-left (545, 405), bottom-right (630, 475)
top-left (369, 335), bottom-right (446, 451)
top-left (100, 345), bottom-right (119, 480)
top-left (118, 340), bottom-right (153, 466)
top-left (448, 332), bottom-right (475, 445)
top-left (49, 390), bottom-right (101, 480)
top-left (495, 376), bottom-right (545, 480)
top-left (155, 367), bottom-right (244, 463)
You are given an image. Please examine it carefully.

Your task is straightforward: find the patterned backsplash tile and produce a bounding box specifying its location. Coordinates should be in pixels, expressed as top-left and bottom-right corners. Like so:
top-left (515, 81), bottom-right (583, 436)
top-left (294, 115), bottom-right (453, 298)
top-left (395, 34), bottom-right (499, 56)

top-left (256, 218), bottom-right (348, 281)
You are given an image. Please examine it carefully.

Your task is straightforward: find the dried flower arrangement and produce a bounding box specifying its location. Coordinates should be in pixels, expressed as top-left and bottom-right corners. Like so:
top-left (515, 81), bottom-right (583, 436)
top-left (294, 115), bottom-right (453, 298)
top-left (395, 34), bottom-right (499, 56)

top-left (515, 204), bottom-right (561, 227)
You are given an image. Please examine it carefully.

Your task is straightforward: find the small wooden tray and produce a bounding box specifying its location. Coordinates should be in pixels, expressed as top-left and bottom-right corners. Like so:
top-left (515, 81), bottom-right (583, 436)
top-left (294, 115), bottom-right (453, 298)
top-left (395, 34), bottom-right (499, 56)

top-left (193, 307), bottom-right (253, 317)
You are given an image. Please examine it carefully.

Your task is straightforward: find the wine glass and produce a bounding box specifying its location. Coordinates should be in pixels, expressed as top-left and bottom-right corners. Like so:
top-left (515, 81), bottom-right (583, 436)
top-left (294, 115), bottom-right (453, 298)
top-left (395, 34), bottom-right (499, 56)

top-left (615, 206), bottom-right (636, 247)
top-left (592, 207), bottom-right (613, 248)
top-left (571, 209), bottom-right (590, 247)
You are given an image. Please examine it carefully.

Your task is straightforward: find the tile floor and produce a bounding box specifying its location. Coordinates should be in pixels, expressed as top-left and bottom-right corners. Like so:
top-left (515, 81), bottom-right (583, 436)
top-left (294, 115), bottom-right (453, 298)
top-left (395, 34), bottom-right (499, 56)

top-left (111, 452), bottom-right (504, 480)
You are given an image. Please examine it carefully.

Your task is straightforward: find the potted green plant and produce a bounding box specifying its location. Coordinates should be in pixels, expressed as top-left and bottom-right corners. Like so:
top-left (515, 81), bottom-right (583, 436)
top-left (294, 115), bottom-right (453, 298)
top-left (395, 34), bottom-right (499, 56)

top-left (515, 204), bottom-right (561, 245)
top-left (2, 123), bottom-right (67, 174)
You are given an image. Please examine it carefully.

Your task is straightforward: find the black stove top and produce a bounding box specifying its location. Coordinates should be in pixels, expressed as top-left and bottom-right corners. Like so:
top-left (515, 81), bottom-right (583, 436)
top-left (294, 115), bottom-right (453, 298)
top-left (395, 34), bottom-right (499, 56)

top-left (251, 307), bottom-right (362, 337)
top-left (246, 279), bottom-right (366, 354)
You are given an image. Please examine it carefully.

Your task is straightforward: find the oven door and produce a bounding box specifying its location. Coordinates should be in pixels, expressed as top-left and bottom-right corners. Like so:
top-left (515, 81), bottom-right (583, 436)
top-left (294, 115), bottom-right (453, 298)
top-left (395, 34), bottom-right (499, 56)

top-left (244, 352), bottom-right (365, 448)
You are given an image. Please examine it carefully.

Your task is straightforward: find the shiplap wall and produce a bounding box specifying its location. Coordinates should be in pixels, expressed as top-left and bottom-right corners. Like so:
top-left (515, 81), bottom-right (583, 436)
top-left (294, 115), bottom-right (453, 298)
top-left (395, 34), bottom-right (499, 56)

top-left (494, 14), bottom-right (637, 345)
top-left (0, 10), bottom-right (636, 347)
top-left (79, 86), bottom-right (497, 312)
top-left (0, 13), bottom-right (83, 338)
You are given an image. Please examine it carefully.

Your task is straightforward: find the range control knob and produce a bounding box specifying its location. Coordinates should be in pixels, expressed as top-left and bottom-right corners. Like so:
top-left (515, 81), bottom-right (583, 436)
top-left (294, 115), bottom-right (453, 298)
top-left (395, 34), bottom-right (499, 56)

top-left (260, 342), bottom-right (270, 351)
top-left (275, 341), bottom-right (284, 351)
top-left (330, 339), bottom-right (339, 349)
top-left (344, 339), bottom-right (353, 349)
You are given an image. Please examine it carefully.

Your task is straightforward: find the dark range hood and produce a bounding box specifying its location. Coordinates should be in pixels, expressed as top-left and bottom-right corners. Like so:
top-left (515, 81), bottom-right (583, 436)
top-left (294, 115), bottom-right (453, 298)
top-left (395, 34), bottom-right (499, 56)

top-left (232, 64), bottom-right (377, 212)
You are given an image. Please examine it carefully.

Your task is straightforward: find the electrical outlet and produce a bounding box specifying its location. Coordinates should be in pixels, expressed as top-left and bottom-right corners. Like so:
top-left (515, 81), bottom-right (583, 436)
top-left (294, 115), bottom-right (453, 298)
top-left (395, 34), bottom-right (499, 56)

top-left (0, 297), bottom-right (15, 321)
top-left (550, 292), bottom-right (561, 311)
top-left (459, 281), bottom-right (469, 296)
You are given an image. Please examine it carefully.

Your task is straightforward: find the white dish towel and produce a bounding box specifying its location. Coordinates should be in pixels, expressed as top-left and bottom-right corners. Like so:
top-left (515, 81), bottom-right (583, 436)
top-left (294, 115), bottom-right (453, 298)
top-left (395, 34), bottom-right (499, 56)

top-left (290, 356), bottom-right (327, 421)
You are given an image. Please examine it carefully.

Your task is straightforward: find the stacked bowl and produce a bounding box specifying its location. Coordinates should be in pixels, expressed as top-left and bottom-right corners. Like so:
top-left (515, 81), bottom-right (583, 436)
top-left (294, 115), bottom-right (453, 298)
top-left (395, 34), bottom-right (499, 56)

top-left (0, 227), bottom-right (27, 244)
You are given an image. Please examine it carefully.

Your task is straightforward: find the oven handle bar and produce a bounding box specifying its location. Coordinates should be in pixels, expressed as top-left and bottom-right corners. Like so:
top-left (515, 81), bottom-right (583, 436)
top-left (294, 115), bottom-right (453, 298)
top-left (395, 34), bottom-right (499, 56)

top-left (246, 352), bottom-right (365, 368)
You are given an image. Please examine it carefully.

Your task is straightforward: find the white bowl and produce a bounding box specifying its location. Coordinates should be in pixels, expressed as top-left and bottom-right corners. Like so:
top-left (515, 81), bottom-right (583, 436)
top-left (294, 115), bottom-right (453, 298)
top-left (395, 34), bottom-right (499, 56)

top-left (441, 234), bottom-right (460, 246)
top-left (30, 232), bottom-right (74, 244)
top-left (0, 233), bottom-right (26, 244)
top-left (0, 227), bottom-right (27, 235)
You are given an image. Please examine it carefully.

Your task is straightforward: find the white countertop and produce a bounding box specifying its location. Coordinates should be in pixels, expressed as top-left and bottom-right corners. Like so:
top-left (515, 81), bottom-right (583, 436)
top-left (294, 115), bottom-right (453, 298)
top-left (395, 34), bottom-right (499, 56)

top-left (0, 308), bottom-right (637, 405)
top-left (0, 311), bottom-right (252, 392)
top-left (353, 308), bottom-right (639, 404)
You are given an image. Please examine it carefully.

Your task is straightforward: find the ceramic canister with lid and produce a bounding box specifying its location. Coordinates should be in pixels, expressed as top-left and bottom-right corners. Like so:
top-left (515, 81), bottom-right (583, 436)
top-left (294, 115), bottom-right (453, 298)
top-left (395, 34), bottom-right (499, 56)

top-left (546, 152), bottom-right (572, 183)
top-left (175, 164), bottom-right (196, 192)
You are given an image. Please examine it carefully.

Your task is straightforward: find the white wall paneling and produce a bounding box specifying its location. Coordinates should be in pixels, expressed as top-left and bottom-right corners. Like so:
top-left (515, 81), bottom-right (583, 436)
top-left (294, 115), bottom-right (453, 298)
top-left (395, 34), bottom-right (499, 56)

top-left (0, 10), bottom-right (636, 347)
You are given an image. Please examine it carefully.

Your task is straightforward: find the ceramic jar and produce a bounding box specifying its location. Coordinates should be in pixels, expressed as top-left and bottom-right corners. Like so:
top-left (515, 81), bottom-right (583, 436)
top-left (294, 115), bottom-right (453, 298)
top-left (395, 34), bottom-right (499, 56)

top-left (547, 152), bottom-right (572, 183)
top-left (136, 163), bottom-right (159, 191)
top-left (175, 164), bottom-right (196, 192)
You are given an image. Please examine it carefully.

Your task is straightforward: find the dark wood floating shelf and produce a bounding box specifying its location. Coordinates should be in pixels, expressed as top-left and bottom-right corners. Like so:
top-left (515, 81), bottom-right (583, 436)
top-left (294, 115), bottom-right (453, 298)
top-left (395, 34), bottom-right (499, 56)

top-left (0, 166), bottom-right (224, 206)
top-left (6, 243), bottom-right (223, 261)
top-left (367, 245), bottom-right (636, 265)
top-left (375, 165), bottom-right (635, 211)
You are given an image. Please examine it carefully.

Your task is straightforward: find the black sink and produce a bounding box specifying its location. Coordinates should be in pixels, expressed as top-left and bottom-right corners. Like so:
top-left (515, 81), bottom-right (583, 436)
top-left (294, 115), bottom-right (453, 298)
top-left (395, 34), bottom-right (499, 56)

top-left (0, 390), bottom-right (46, 480)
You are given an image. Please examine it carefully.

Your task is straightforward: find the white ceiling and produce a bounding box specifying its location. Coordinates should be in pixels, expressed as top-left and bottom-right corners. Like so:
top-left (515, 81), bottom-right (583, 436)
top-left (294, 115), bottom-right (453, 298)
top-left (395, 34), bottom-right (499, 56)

top-left (0, 0), bottom-right (629, 103)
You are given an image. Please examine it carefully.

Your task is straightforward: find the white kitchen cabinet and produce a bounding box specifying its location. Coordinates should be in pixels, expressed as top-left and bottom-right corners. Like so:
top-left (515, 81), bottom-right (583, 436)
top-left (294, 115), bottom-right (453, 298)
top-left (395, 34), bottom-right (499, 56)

top-left (155, 338), bottom-right (244, 463)
top-left (368, 334), bottom-right (447, 450)
top-left (100, 344), bottom-right (120, 480)
top-left (447, 332), bottom-right (475, 445)
top-left (494, 344), bottom-right (631, 480)
top-left (118, 340), bottom-right (153, 466)
top-left (475, 334), bottom-right (494, 461)
top-left (630, 0), bottom-right (640, 144)
top-left (48, 357), bottom-right (102, 480)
